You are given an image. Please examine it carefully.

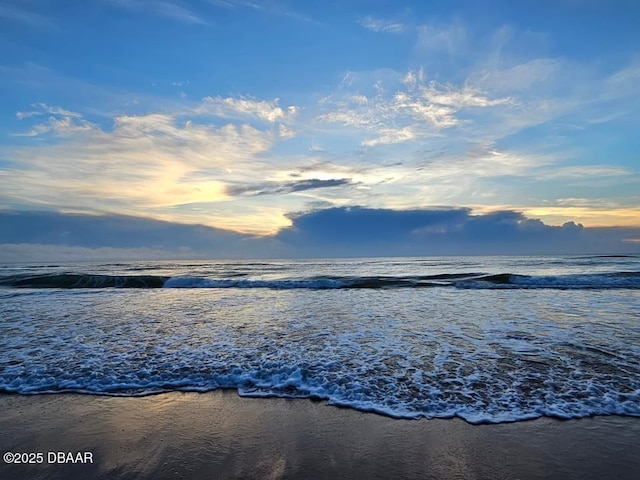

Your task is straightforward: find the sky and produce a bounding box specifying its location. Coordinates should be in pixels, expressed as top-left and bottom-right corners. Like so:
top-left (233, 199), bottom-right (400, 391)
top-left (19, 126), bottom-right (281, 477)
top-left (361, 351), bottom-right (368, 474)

top-left (1, 0), bottom-right (639, 258)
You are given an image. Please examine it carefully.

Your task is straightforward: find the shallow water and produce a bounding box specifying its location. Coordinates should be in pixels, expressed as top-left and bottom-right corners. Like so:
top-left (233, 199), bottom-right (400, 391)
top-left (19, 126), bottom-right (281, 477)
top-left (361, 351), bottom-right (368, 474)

top-left (1, 255), bottom-right (639, 423)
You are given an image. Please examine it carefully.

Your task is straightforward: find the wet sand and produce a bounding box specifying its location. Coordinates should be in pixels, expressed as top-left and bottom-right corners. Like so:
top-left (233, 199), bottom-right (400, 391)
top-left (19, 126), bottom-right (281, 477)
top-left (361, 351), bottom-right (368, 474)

top-left (0, 391), bottom-right (639, 479)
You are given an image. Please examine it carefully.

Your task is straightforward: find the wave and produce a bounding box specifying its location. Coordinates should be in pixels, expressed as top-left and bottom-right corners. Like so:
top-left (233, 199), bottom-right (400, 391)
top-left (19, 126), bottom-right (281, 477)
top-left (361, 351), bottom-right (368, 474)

top-left (1, 271), bottom-right (639, 290)
top-left (455, 272), bottom-right (640, 289)
top-left (577, 254), bottom-right (638, 259)
top-left (2, 363), bottom-right (639, 424)
top-left (0, 273), bottom-right (168, 289)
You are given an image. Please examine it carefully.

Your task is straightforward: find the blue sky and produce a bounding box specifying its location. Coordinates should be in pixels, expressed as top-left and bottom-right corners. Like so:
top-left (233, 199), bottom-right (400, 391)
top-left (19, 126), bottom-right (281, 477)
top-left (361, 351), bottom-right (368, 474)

top-left (1, 0), bottom-right (639, 257)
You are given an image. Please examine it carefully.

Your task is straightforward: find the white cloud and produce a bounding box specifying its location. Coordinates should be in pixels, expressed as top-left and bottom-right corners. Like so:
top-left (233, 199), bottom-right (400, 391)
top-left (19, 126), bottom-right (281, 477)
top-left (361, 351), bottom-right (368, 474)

top-left (392, 91), bottom-right (459, 128)
top-left (473, 58), bottom-right (562, 93)
top-left (207, 0), bottom-right (263, 9)
top-left (537, 165), bottom-right (631, 179)
top-left (196, 96), bottom-right (298, 123)
top-left (16, 103), bottom-right (84, 120)
top-left (278, 124), bottom-right (297, 139)
top-left (151, 1), bottom-right (206, 24)
top-left (318, 69), bottom-right (513, 145)
top-left (606, 63), bottom-right (640, 86)
top-left (206, 0), bottom-right (317, 23)
top-left (400, 68), bottom-right (425, 88)
top-left (18, 116), bottom-right (95, 137)
top-left (106, 0), bottom-right (206, 24)
top-left (358, 16), bottom-right (406, 34)
top-left (0, 3), bottom-right (57, 30)
top-left (416, 21), bottom-right (466, 55)
top-left (14, 103), bottom-right (96, 137)
top-left (418, 83), bottom-right (514, 108)
top-left (3, 105), bottom-right (283, 232)
top-left (317, 110), bottom-right (373, 128)
top-left (361, 127), bottom-right (417, 147)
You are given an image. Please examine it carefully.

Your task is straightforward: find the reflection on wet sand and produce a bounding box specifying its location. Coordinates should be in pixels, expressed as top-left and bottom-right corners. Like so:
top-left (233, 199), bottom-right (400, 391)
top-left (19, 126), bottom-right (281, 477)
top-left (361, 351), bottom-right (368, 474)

top-left (1, 391), bottom-right (639, 479)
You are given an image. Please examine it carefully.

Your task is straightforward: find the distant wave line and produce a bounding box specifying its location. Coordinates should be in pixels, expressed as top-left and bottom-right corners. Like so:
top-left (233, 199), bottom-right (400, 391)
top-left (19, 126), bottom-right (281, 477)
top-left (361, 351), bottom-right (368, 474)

top-left (1, 272), bottom-right (640, 290)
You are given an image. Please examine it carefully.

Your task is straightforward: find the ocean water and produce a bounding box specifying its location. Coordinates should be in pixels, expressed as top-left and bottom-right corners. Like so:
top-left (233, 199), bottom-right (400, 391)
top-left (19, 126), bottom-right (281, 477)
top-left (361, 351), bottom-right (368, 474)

top-left (0, 255), bottom-right (639, 424)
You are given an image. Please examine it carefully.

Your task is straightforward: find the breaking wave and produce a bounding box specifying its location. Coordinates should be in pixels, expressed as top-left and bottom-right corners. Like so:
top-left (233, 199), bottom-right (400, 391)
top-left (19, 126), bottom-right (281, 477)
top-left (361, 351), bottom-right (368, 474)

top-left (1, 271), bottom-right (639, 290)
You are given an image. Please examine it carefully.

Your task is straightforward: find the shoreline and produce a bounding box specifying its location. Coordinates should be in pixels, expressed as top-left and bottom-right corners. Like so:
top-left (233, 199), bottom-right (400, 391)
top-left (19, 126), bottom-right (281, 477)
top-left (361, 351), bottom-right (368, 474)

top-left (1, 391), bottom-right (639, 479)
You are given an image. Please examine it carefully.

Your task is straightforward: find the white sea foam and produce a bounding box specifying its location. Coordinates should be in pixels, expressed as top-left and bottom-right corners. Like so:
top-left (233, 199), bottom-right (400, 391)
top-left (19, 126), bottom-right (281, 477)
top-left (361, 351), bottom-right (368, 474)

top-left (163, 276), bottom-right (347, 289)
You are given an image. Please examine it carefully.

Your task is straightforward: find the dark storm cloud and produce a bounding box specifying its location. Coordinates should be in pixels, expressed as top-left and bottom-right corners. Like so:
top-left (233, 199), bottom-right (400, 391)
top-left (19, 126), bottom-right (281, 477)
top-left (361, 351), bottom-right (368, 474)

top-left (226, 178), bottom-right (353, 196)
top-left (0, 210), bottom-right (250, 251)
top-left (2, 208), bottom-right (639, 260)
top-left (276, 206), bottom-right (640, 256)
top-left (279, 206), bottom-right (472, 243)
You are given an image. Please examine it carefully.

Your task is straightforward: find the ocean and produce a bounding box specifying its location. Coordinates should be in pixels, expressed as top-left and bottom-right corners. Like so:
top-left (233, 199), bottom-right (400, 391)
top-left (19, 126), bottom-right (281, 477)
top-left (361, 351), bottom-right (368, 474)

top-left (0, 255), bottom-right (639, 424)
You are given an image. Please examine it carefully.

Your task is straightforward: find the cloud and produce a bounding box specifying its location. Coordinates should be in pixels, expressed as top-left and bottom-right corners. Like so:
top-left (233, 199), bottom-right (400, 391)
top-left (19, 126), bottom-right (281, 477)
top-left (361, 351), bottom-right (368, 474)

top-left (415, 21), bottom-right (466, 56)
top-left (3, 19), bottom-right (639, 237)
top-left (226, 178), bottom-right (353, 196)
top-left (280, 206), bottom-right (472, 243)
top-left (13, 103), bottom-right (95, 136)
top-left (196, 96), bottom-right (298, 123)
top-left (4, 208), bottom-right (637, 261)
top-left (0, 210), bottom-right (252, 253)
top-left (0, 63), bottom-right (182, 119)
top-left (318, 68), bottom-right (513, 145)
top-left (277, 206), bottom-right (640, 256)
top-left (0, 2), bottom-right (57, 30)
top-left (106, 0), bottom-right (206, 24)
top-left (2, 103), bottom-right (281, 232)
top-left (0, 210), bottom-right (295, 260)
top-left (360, 126), bottom-right (418, 147)
top-left (16, 103), bottom-right (83, 120)
top-left (206, 0), bottom-right (317, 23)
top-left (208, 0), bottom-right (267, 10)
top-left (534, 165), bottom-right (631, 180)
top-left (358, 16), bottom-right (406, 34)
top-left (521, 206), bottom-right (640, 229)
top-left (307, 19), bottom-right (639, 229)
top-left (278, 124), bottom-right (297, 139)
top-left (474, 58), bottom-right (563, 93)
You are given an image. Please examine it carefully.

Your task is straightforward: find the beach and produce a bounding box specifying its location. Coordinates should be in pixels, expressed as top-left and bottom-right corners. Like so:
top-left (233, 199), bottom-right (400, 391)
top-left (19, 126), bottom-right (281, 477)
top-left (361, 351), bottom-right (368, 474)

top-left (1, 391), bottom-right (639, 479)
top-left (1, 257), bottom-right (639, 478)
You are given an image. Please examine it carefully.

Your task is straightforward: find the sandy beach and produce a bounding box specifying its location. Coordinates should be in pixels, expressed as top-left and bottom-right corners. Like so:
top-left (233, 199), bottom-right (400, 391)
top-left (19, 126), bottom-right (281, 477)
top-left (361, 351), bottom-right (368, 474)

top-left (0, 391), bottom-right (638, 479)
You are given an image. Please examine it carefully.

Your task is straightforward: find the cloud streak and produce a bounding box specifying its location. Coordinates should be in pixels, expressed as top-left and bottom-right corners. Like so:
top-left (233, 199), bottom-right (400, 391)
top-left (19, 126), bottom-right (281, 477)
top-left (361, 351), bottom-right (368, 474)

top-left (226, 178), bottom-right (354, 196)
top-left (195, 96), bottom-right (298, 123)
top-left (0, 2), bottom-right (57, 30)
top-left (106, 0), bottom-right (206, 24)
top-left (207, 0), bottom-right (317, 23)
top-left (358, 16), bottom-right (406, 34)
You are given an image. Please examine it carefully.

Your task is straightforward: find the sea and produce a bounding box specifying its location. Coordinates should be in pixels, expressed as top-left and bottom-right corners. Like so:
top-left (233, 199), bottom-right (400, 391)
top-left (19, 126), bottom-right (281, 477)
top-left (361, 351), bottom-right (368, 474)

top-left (0, 255), bottom-right (639, 424)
